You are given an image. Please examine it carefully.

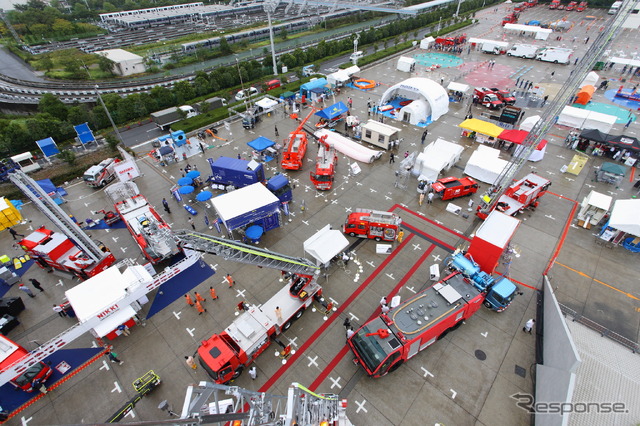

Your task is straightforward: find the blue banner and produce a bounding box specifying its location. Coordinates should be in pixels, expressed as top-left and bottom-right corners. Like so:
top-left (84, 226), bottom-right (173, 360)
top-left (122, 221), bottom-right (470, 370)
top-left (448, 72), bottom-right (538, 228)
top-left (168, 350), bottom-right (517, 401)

top-left (74, 123), bottom-right (95, 144)
top-left (36, 137), bottom-right (60, 157)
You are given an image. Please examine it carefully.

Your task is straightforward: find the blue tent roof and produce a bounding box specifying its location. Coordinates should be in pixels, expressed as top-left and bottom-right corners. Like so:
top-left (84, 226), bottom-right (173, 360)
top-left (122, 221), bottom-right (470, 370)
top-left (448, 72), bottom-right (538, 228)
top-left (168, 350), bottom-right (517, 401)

top-left (315, 102), bottom-right (349, 120)
top-left (300, 78), bottom-right (328, 94)
top-left (248, 136), bottom-right (275, 151)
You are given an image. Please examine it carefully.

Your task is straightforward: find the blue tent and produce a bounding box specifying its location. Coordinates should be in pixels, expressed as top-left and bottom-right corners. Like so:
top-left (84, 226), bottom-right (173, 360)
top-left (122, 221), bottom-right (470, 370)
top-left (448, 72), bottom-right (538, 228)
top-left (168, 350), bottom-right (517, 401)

top-left (315, 102), bottom-right (349, 120)
top-left (248, 136), bottom-right (275, 152)
top-left (300, 78), bottom-right (328, 96)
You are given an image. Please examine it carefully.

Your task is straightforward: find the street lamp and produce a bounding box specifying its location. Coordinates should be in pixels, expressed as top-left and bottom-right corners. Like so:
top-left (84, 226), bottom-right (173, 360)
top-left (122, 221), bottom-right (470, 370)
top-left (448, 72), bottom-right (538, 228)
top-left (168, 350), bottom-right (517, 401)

top-left (263, 0), bottom-right (279, 76)
top-left (95, 85), bottom-right (125, 145)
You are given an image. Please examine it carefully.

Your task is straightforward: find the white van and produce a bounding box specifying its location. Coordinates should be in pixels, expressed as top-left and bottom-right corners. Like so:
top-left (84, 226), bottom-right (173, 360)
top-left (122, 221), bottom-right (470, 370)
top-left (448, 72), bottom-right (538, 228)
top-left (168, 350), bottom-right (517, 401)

top-left (349, 51), bottom-right (364, 62)
top-left (536, 48), bottom-right (573, 64)
top-left (481, 41), bottom-right (507, 55)
top-left (608, 1), bottom-right (622, 14)
top-left (507, 44), bottom-right (540, 59)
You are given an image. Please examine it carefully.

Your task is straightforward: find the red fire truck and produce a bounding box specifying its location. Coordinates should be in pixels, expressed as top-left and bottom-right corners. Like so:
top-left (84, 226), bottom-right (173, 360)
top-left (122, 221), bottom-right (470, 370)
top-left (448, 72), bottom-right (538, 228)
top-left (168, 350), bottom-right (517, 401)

top-left (549, 0), bottom-right (560, 9)
top-left (477, 173), bottom-right (551, 219)
top-left (281, 109), bottom-right (316, 170)
top-left (343, 209), bottom-right (401, 242)
top-left (310, 135), bottom-right (338, 190)
top-left (431, 176), bottom-right (479, 201)
top-left (0, 334), bottom-right (53, 392)
top-left (19, 227), bottom-right (115, 279)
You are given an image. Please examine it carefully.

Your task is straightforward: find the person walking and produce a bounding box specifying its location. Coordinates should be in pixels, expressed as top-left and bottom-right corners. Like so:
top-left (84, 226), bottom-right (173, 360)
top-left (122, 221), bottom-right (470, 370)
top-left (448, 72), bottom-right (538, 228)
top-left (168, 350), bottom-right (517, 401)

top-left (389, 152), bottom-right (395, 164)
top-left (8, 227), bottom-right (24, 240)
top-left (427, 192), bottom-right (434, 204)
top-left (185, 294), bottom-right (195, 307)
top-left (248, 366), bottom-right (258, 380)
top-left (162, 198), bottom-right (171, 214)
top-left (542, 95), bottom-right (549, 106)
top-left (523, 318), bottom-right (535, 334)
top-left (274, 125), bottom-right (279, 137)
top-left (275, 306), bottom-right (283, 322)
top-left (195, 291), bottom-right (206, 303)
top-left (29, 278), bottom-right (44, 292)
top-left (225, 273), bottom-right (235, 288)
top-left (105, 349), bottom-right (123, 365)
top-left (380, 296), bottom-right (388, 307)
top-left (185, 355), bottom-right (197, 370)
top-left (346, 327), bottom-right (355, 339)
top-left (381, 304), bottom-right (390, 314)
top-left (195, 299), bottom-right (206, 315)
top-left (421, 129), bottom-right (428, 145)
top-left (397, 230), bottom-right (405, 243)
top-left (209, 286), bottom-right (218, 300)
top-left (188, 216), bottom-right (195, 230)
top-left (18, 283), bottom-right (35, 298)
top-left (53, 304), bottom-right (66, 317)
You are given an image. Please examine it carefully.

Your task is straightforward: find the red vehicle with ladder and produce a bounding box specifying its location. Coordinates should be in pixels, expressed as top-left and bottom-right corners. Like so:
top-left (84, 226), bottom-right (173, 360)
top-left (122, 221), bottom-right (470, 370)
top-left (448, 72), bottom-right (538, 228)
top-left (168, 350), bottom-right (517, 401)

top-left (476, 172), bottom-right (551, 219)
top-left (431, 176), bottom-right (479, 201)
top-left (310, 134), bottom-right (338, 190)
top-left (281, 108), bottom-right (316, 170)
top-left (0, 334), bottom-right (53, 393)
top-left (343, 208), bottom-right (401, 242)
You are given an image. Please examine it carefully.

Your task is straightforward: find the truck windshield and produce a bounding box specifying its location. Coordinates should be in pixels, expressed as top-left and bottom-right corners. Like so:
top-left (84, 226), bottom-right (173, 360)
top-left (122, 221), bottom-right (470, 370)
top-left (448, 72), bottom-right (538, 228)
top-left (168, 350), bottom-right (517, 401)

top-left (314, 175), bottom-right (332, 182)
top-left (14, 363), bottom-right (45, 387)
top-left (198, 356), bottom-right (218, 380)
top-left (350, 325), bottom-right (389, 373)
top-left (83, 174), bottom-right (96, 181)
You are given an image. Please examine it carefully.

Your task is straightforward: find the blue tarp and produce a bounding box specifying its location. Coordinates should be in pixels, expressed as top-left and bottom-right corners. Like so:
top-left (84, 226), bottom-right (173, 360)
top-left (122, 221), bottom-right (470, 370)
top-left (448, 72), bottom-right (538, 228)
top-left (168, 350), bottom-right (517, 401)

top-left (248, 136), bottom-right (275, 151)
top-left (36, 179), bottom-right (64, 205)
top-left (74, 123), bottom-right (95, 144)
top-left (315, 102), bottom-right (349, 120)
top-left (300, 78), bottom-right (328, 95)
top-left (36, 137), bottom-right (60, 157)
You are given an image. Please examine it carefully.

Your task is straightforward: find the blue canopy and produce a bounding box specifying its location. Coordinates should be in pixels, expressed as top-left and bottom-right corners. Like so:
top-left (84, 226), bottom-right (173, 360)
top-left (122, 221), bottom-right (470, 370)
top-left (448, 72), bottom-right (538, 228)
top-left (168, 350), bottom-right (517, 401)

top-left (315, 102), bottom-right (349, 120)
top-left (159, 146), bottom-right (174, 156)
top-left (186, 170), bottom-right (201, 179)
top-left (248, 136), bottom-right (275, 152)
top-left (178, 185), bottom-right (194, 194)
top-left (178, 177), bottom-right (193, 186)
top-left (196, 191), bottom-right (213, 202)
top-left (300, 78), bottom-right (328, 95)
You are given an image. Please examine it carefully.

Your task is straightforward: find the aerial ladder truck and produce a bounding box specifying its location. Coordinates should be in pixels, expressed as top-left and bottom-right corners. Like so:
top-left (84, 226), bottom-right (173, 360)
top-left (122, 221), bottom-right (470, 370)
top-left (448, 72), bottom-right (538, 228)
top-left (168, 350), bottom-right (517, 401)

top-left (310, 134), bottom-right (338, 190)
top-left (281, 107), bottom-right (317, 170)
top-left (476, 1), bottom-right (633, 219)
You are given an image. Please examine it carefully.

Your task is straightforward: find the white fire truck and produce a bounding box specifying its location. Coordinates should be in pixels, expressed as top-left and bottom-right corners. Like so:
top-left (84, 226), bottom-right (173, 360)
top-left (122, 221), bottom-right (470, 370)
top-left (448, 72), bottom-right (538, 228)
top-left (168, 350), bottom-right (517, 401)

top-left (343, 208), bottom-right (401, 242)
top-left (83, 157), bottom-right (120, 188)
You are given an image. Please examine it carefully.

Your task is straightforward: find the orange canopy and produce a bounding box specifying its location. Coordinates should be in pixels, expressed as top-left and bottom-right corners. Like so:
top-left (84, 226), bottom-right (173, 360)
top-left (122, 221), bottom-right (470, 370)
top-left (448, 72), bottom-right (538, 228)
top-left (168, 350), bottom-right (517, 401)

top-left (575, 85), bottom-right (595, 105)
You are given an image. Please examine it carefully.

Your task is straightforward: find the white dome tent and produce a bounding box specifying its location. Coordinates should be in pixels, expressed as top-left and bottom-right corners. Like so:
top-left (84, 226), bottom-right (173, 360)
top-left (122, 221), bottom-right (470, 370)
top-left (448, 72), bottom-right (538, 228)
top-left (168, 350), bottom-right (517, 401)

top-left (379, 78), bottom-right (449, 126)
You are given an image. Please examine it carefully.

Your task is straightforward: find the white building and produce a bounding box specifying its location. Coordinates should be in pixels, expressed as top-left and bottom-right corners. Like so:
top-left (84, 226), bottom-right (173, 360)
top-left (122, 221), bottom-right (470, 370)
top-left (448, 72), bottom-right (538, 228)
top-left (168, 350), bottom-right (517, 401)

top-left (97, 49), bottom-right (146, 77)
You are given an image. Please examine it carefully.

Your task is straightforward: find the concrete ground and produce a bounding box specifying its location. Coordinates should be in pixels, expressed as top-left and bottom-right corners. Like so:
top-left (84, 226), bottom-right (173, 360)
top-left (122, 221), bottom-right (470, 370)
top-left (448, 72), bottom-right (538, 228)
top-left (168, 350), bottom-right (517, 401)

top-left (1, 4), bottom-right (639, 425)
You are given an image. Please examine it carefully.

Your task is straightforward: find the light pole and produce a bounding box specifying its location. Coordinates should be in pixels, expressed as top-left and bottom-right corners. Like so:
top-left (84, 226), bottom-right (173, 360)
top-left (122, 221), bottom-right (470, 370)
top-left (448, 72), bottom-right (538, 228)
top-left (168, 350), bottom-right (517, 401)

top-left (95, 85), bottom-right (125, 145)
top-left (264, 0), bottom-right (279, 76)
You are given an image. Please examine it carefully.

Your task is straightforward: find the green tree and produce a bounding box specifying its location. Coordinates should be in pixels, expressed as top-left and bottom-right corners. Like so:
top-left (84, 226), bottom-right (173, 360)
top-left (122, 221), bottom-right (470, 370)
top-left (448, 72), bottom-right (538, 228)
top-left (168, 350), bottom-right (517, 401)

top-left (39, 56), bottom-right (54, 72)
top-left (67, 104), bottom-right (90, 125)
top-left (96, 54), bottom-right (115, 75)
top-left (0, 122), bottom-right (31, 154)
top-left (150, 86), bottom-right (174, 109)
top-left (52, 18), bottom-right (74, 36)
top-left (38, 93), bottom-right (68, 121)
top-left (173, 80), bottom-right (195, 105)
top-left (105, 134), bottom-right (119, 152)
top-left (57, 150), bottom-right (77, 166)
top-left (219, 37), bottom-right (233, 55)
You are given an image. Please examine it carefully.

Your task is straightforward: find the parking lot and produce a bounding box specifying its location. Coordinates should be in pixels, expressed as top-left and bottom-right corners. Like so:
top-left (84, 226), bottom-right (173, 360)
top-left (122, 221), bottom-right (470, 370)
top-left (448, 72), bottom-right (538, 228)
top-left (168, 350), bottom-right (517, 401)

top-left (2, 4), bottom-right (639, 425)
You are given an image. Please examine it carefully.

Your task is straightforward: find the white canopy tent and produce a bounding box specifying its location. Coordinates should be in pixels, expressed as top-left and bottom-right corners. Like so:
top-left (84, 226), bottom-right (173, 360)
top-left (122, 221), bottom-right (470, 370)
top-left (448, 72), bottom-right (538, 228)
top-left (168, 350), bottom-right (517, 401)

top-left (413, 138), bottom-right (464, 182)
top-left (420, 36), bottom-right (435, 49)
top-left (503, 23), bottom-right (552, 40)
top-left (608, 199), bottom-right (640, 237)
top-left (447, 81), bottom-right (471, 94)
top-left (581, 71), bottom-right (600, 88)
top-left (397, 56), bottom-right (416, 72)
top-left (303, 224), bottom-right (349, 267)
top-left (315, 128), bottom-right (383, 163)
top-left (327, 70), bottom-right (350, 87)
top-left (514, 115), bottom-right (546, 162)
top-left (344, 65), bottom-right (360, 76)
top-left (255, 97), bottom-right (279, 113)
top-left (557, 106), bottom-right (617, 132)
top-left (379, 78), bottom-right (449, 125)
top-left (577, 190), bottom-right (612, 229)
top-left (608, 57), bottom-right (640, 67)
top-left (464, 145), bottom-right (508, 184)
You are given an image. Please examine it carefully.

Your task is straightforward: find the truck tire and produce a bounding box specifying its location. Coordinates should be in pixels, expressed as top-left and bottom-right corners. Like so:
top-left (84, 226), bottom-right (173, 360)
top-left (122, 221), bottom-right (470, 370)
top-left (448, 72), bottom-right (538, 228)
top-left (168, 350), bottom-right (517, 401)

top-left (507, 53), bottom-right (512, 56)
top-left (231, 366), bottom-right (244, 380)
top-left (388, 359), bottom-right (404, 373)
top-left (349, 232), bottom-right (356, 237)
top-left (374, 237), bottom-right (381, 242)
top-left (554, 60), bottom-right (559, 64)
top-left (484, 301), bottom-right (493, 309)
top-left (294, 308), bottom-right (305, 320)
top-left (283, 321), bottom-right (292, 330)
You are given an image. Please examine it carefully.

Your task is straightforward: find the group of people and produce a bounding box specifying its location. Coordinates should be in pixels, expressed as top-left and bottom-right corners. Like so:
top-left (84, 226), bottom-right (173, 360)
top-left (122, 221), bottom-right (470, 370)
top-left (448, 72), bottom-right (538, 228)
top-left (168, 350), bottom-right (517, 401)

top-left (184, 287), bottom-right (219, 315)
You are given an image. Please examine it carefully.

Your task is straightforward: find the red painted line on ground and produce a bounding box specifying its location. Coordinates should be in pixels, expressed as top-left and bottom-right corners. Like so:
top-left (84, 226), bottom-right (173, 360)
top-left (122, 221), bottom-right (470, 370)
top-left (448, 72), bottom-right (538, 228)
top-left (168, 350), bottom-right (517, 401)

top-left (258, 234), bottom-right (416, 394)
top-left (308, 244), bottom-right (436, 392)
top-left (401, 221), bottom-right (457, 252)
top-left (544, 192), bottom-right (579, 276)
top-left (392, 204), bottom-right (472, 242)
top-left (547, 191), bottom-right (577, 203)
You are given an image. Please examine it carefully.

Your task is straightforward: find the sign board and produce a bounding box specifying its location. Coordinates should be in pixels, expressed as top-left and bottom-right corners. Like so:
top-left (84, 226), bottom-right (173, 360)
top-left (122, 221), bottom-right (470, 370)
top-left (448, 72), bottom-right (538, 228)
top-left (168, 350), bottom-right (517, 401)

top-left (114, 161), bottom-right (140, 182)
top-left (55, 360), bottom-right (71, 374)
top-left (566, 153), bottom-right (589, 175)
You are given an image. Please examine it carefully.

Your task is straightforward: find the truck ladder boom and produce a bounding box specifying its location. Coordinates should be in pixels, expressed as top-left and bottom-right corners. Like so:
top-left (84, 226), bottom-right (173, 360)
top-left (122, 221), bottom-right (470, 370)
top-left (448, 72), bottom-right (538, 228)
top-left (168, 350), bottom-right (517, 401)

top-left (174, 230), bottom-right (320, 275)
top-left (9, 170), bottom-right (105, 262)
top-left (478, 0), bottom-right (634, 215)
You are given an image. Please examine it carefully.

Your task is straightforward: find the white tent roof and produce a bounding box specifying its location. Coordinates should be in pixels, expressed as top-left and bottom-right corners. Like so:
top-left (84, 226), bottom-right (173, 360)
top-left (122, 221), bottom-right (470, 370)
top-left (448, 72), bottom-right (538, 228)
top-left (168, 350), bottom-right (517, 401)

top-left (414, 138), bottom-right (463, 182)
top-left (327, 70), bottom-right (350, 85)
top-left (464, 145), bottom-right (508, 184)
top-left (398, 56), bottom-right (416, 65)
top-left (503, 24), bottom-right (552, 39)
top-left (344, 65), bottom-right (360, 76)
top-left (211, 183), bottom-right (279, 222)
top-left (581, 72), bottom-right (599, 88)
top-left (609, 57), bottom-right (640, 67)
top-left (584, 190), bottom-right (612, 211)
top-left (447, 81), bottom-right (471, 93)
top-left (380, 77), bottom-right (449, 122)
top-left (303, 225), bottom-right (349, 265)
top-left (608, 199), bottom-right (640, 237)
top-left (519, 115), bottom-right (541, 132)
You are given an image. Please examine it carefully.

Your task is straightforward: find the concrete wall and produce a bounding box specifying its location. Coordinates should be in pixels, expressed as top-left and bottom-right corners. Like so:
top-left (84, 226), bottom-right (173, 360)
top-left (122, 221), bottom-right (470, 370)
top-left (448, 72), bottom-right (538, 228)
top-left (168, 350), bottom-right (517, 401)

top-left (534, 276), bottom-right (582, 426)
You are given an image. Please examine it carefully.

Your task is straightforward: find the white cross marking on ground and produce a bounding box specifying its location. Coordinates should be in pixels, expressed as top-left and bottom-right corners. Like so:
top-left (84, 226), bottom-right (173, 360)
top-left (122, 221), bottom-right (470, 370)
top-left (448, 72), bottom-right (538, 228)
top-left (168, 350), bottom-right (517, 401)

top-left (385, 195), bottom-right (392, 200)
top-left (421, 367), bottom-right (434, 378)
top-left (435, 220), bottom-right (443, 225)
top-left (331, 199), bottom-right (338, 204)
top-left (546, 171), bottom-right (556, 175)
top-left (355, 400), bottom-right (368, 414)
top-left (369, 188), bottom-right (377, 193)
top-left (209, 263), bottom-right (218, 271)
top-left (406, 286), bottom-right (417, 294)
top-left (453, 229), bottom-right (462, 234)
top-left (20, 415), bottom-right (34, 425)
top-left (556, 155), bottom-right (565, 159)
top-left (565, 177), bottom-right (575, 182)
top-left (329, 298), bottom-right (339, 307)
top-left (169, 175), bottom-right (175, 180)
top-left (385, 273), bottom-right (395, 280)
top-left (111, 237), bottom-right (119, 242)
top-left (356, 181), bottom-right (363, 186)
top-left (450, 389), bottom-right (457, 399)
top-left (585, 183), bottom-right (594, 188)
top-left (302, 220), bottom-right (310, 226)
top-left (367, 261), bottom-right (376, 267)
top-left (235, 289), bottom-right (246, 298)
top-left (111, 382), bottom-right (122, 393)
top-left (570, 224), bottom-right (579, 229)
top-left (307, 355), bottom-right (319, 368)
top-left (529, 166), bottom-right (537, 170)
top-left (432, 254), bottom-right (441, 262)
top-left (173, 311), bottom-right (181, 320)
top-left (329, 376), bottom-right (342, 389)
top-left (607, 191), bottom-right (618, 196)
top-left (186, 327), bottom-right (196, 337)
top-left (162, 169), bottom-right (167, 174)
top-left (545, 215), bottom-right (556, 220)
top-left (120, 247), bottom-right (127, 253)
top-left (412, 243), bottom-right (422, 251)
top-left (349, 312), bottom-right (360, 322)
top-left (481, 332), bottom-right (488, 337)
top-left (99, 360), bottom-right (110, 372)
top-left (345, 207), bottom-right (352, 212)
top-left (287, 336), bottom-right (298, 348)
top-left (57, 279), bottom-right (64, 287)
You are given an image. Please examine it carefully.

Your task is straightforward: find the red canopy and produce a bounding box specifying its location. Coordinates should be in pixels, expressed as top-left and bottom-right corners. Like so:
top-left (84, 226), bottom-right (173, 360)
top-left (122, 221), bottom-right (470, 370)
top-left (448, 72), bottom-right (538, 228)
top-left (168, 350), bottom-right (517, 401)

top-left (498, 129), bottom-right (547, 150)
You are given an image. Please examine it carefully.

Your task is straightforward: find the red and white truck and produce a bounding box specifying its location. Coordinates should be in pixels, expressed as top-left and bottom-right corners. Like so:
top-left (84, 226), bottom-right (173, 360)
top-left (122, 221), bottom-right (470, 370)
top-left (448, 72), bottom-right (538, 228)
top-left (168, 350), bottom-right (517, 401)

top-left (473, 88), bottom-right (504, 110)
top-left (477, 172), bottom-right (551, 219)
top-left (0, 334), bottom-right (53, 393)
top-left (310, 135), bottom-right (338, 190)
top-left (431, 176), bottom-right (479, 201)
top-left (489, 88), bottom-right (517, 105)
top-left (281, 109), bottom-right (316, 170)
top-left (343, 208), bottom-right (402, 242)
top-left (83, 158), bottom-right (120, 188)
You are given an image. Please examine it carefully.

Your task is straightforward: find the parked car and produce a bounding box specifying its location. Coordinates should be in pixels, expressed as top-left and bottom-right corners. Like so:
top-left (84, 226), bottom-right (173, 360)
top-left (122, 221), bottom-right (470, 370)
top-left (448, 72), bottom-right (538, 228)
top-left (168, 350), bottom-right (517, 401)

top-left (235, 87), bottom-right (259, 101)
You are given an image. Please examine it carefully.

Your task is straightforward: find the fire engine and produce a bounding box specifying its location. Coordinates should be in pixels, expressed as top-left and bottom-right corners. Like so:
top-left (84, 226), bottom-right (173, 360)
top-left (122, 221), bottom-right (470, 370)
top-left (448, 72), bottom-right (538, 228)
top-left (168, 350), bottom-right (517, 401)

top-left (549, 0), bottom-right (560, 7)
top-left (477, 173), bottom-right (551, 220)
top-left (281, 108), bottom-right (316, 170)
top-left (0, 335), bottom-right (53, 392)
top-left (566, 1), bottom-right (577, 10)
top-left (83, 157), bottom-right (120, 188)
top-left (502, 12), bottom-right (518, 25)
top-left (108, 183), bottom-right (180, 264)
top-left (171, 230), bottom-right (333, 384)
top-left (343, 208), bottom-right (401, 242)
top-left (431, 176), bottom-right (479, 201)
top-left (489, 88), bottom-right (516, 105)
top-left (576, 1), bottom-right (587, 11)
top-left (434, 34), bottom-right (466, 46)
top-left (473, 88), bottom-right (504, 110)
top-left (310, 135), bottom-right (338, 190)
top-left (347, 212), bottom-right (519, 377)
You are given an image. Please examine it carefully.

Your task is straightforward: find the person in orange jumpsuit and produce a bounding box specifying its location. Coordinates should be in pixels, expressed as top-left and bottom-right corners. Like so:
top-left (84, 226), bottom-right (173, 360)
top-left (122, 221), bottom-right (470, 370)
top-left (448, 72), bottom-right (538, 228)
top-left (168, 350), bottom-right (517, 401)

top-left (185, 294), bottom-right (194, 307)
top-left (195, 299), bottom-right (206, 315)
top-left (225, 274), bottom-right (235, 288)
top-left (209, 286), bottom-right (218, 300)
top-left (194, 292), bottom-right (206, 303)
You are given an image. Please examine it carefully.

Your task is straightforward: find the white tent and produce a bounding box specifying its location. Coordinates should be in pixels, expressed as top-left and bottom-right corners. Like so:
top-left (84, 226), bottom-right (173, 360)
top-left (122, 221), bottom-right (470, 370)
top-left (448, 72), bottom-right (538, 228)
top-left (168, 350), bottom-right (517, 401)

top-left (255, 97), bottom-right (279, 112)
top-left (515, 115), bottom-right (546, 162)
top-left (577, 190), bottom-right (612, 228)
top-left (557, 106), bottom-right (617, 132)
top-left (447, 81), bottom-right (471, 94)
top-left (608, 199), bottom-right (640, 237)
top-left (581, 71), bottom-right (599, 88)
top-left (315, 128), bottom-right (383, 163)
top-left (327, 70), bottom-right (350, 87)
top-left (303, 224), bottom-right (349, 267)
top-left (379, 77), bottom-right (449, 125)
top-left (519, 115), bottom-right (541, 132)
top-left (464, 145), bottom-right (508, 184)
top-left (397, 56), bottom-right (416, 72)
top-left (503, 23), bottom-right (552, 40)
top-left (420, 36), bottom-right (435, 49)
top-left (344, 65), bottom-right (360, 76)
top-left (413, 138), bottom-right (464, 182)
